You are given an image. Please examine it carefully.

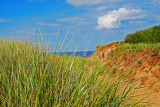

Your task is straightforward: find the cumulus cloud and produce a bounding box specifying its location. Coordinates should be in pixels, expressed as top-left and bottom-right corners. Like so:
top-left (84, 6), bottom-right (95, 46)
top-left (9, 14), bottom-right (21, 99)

top-left (96, 8), bottom-right (142, 29)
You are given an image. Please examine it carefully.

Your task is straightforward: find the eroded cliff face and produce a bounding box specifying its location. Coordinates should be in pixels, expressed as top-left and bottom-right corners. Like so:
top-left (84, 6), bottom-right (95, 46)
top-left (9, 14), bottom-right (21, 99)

top-left (88, 42), bottom-right (160, 106)
top-left (88, 42), bottom-right (120, 60)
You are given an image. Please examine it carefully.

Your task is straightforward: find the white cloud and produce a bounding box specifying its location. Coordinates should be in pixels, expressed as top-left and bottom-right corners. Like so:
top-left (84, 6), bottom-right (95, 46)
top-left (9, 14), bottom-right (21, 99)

top-left (153, 0), bottom-right (160, 5)
top-left (36, 22), bottom-right (59, 26)
top-left (96, 8), bottom-right (142, 29)
top-left (95, 6), bottom-right (111, 11)
top-left (156, 16), bottom-right (160, 21)
top-left (36, 32), bottom-right (59, 36)
top-left (56, 17), bottom-right (84, 22)
top-left (27, 0), bottom-right (44, 3)
top-left (66, 0), bottom-right (106, 6)
top-left (129, 21), bottom-right (144, 24)
top-left (66, 0), bottom-right (125, 6)
top-left (0, 19), bottom-right (11, 22)
top-left (56, 17), bottom-right (92, 27)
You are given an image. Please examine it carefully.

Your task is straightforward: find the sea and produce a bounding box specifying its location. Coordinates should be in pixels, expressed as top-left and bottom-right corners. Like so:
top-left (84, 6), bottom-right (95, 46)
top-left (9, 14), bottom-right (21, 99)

top-left (58, 51), bottom-right (94, 58)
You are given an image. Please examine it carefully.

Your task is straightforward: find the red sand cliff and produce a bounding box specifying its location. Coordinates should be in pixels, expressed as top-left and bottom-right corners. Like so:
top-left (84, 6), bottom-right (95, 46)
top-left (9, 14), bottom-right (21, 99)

top-left (88, 42), bottom-right (160, 106)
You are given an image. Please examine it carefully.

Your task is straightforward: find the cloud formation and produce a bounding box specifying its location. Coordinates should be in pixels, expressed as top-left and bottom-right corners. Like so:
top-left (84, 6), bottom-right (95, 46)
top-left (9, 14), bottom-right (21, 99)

top-left (66, 0), bottom-right (105, 6)
top-left (153, 0), bottom-right (160, 5)
top-left (129, 21), bottom-right (144, 24)
top-left (0, 19), bottom-right (11, 23)
top-left (96, 8), bottom-right (142, 29)
top-left (95, 6), bottom-right (110, 11)
top-left (66, 0), bottom-right (128, 6)
top-left (36, 22), bottom-right (59, 26)
top-left (56, 17), bottom-right (84, 22)
top-left (27, 0), bottom-right (44, 3)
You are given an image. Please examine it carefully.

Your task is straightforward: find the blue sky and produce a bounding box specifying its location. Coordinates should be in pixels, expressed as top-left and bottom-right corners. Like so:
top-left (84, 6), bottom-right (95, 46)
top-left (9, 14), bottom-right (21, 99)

top-left (0, 0), bottom-right (160, 51)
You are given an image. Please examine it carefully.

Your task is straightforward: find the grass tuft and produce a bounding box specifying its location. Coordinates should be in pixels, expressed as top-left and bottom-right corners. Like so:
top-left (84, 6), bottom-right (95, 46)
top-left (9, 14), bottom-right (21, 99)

top-left (0, 38), bottom-right (142, 106)
top-left (124, 24), bottom-right (160, 43)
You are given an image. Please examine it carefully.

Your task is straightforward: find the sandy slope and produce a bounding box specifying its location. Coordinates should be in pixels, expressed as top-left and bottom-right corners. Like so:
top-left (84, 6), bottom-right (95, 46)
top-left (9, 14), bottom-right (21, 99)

top-left (88, 42), bottom-right (160, 106)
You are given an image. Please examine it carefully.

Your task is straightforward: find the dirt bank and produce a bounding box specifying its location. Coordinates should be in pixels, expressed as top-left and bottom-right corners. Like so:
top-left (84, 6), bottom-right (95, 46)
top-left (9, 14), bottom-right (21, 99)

top-left (88, 42), bottom-right (160, 106)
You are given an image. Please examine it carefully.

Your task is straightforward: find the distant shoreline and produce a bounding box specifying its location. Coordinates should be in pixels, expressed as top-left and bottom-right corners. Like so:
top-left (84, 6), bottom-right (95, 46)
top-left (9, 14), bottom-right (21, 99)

top-left (52, 51), bottom-right (94, 58)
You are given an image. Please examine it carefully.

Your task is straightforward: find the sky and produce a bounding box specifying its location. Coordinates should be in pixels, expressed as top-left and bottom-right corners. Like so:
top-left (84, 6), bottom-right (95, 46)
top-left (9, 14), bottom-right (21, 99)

top-left (0, 0), bottom-right (160, 52)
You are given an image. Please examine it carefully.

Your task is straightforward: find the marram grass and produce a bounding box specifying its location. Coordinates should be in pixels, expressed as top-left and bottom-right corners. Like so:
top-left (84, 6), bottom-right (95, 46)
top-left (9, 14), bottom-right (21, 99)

top-left (116, 43), bottom-right (160, 54)
top-left (124, 24), bottom-right (160, 43)
top-left (0, 39), bottom-right (141, 106)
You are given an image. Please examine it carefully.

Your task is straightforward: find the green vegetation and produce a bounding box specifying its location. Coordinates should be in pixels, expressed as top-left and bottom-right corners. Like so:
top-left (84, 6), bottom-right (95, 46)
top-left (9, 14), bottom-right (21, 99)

top-left (124, 25), bottom-right (160, 43)
top-left (97, 42), bottom-right (120, 50)
top-left (0, 39), bottom-right (141, 106)
top-left (116, 43), bottom-right (160, 54)
top-left (96, 44), bottom-right (107, 49)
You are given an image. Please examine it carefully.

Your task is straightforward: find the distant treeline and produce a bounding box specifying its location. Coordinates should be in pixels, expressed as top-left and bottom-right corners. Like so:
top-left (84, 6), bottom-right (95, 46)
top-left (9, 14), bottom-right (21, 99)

top-left (124, 25), bottom-right (160, 43)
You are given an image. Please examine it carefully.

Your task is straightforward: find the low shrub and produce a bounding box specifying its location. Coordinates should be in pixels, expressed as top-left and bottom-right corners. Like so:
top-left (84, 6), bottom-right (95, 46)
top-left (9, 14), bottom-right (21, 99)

top-left (124, 25), bottom-right (160, 43)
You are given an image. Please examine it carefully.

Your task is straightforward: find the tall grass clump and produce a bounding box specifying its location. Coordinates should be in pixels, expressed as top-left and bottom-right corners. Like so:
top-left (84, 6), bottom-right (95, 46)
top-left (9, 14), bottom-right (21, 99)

top-left (116, 43), bottom-right (160, 54)
top-left (124, 24), bottom-right (160, 43)
top-left (0, 38), bottom-right (141, 106)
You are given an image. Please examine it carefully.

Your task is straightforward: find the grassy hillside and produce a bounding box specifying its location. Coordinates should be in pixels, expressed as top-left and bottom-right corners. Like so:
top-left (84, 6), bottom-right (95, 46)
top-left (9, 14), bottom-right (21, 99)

top-left (0, 39), bottom-right (141, 106)
top-left (117, 43), bottom-right (160, 54)
top-left (89, 41), bottom-right (160, 106)
top-left (124, 25), bottom-right (160, 43)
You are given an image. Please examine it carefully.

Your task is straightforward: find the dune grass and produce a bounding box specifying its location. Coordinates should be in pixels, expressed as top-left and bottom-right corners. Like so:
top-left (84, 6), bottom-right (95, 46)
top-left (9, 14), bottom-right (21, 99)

top-left (0, 39), bottom-right (142, 106)
top-left (96, 44), bottom-right (107, 49)
top-left (116, 43), bottom-right (160, 54)
top-left (124, 25), bottom-right (160, 43)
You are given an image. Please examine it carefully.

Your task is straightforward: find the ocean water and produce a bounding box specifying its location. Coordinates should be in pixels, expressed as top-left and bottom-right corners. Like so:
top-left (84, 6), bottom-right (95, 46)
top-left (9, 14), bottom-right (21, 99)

top-left (59, 51), bottom-right (94, 58)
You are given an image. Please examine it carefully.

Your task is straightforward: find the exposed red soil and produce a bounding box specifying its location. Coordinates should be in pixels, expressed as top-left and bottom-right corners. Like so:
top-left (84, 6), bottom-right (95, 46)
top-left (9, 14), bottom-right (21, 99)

top-left (88, 42), bottom-right (160, 106)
